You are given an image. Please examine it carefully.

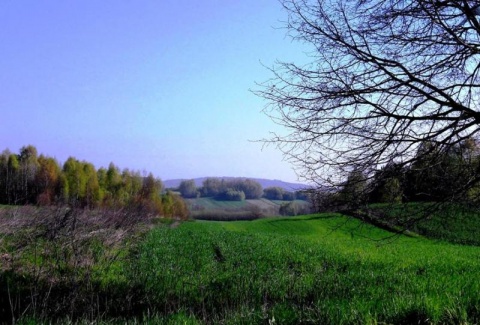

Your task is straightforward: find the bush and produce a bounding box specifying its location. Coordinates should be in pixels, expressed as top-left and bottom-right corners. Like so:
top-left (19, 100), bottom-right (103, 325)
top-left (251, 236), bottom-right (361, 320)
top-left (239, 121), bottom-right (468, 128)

top-left (279, 201), bottom-right (312, 216)
top-left (264, 187), bottom-right (284, 200)
top-left (178, 180), bottom-right (199, 198)
top-left (280, 201), bottom-right (299, 216)
top-left (282, 191), bottom-right (296, 201)
top-left (216, 189), bottom-right (245, 201)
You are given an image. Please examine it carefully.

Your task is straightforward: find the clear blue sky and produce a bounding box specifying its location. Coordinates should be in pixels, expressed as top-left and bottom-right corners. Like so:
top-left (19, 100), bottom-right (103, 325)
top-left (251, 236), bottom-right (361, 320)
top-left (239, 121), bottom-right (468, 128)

top-left (0, 1), bottom-right (308, 183)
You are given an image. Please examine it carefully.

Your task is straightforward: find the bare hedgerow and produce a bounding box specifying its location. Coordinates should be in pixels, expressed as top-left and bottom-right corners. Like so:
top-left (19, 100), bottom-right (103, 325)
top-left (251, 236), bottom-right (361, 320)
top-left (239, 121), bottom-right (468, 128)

top-left (0, 205), bottom-right (154, 322)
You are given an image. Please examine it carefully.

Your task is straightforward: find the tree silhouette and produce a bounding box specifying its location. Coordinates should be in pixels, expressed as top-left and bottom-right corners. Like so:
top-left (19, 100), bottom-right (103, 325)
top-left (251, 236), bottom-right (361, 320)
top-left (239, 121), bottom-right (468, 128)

top-left (256, 0), bottom-right (480, 202)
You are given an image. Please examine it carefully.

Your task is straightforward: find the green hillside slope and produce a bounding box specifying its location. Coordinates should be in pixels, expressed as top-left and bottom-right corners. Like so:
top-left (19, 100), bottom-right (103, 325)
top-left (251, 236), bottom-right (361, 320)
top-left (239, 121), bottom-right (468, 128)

top-left (367, 203), bottom-right (480, 246)
top-left (133, 214), bottom-right (480, 324)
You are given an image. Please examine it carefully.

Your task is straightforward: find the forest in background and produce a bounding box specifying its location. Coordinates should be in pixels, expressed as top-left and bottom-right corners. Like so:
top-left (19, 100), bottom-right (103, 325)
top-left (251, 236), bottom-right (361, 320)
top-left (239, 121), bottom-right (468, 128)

top-left (0, 145), bottom-right (188, 219)
top-left (176, 177), bottom-right (309, 201)
top-left (319, 139), bottom-right (480, 211)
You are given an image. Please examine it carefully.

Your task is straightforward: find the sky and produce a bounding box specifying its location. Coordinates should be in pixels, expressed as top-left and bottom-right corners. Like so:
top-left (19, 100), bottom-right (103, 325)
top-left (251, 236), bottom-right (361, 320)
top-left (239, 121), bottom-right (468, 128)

top-left (0, 1), bottom-right (309, 183)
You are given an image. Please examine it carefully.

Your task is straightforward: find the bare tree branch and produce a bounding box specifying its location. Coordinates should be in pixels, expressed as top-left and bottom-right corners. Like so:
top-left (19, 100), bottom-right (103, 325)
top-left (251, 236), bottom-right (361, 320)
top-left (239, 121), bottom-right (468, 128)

top-left (256, 0), bottom-right (480, 192)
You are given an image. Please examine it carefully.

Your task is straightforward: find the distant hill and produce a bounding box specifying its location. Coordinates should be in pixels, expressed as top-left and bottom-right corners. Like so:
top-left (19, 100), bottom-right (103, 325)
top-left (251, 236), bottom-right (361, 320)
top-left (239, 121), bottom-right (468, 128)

top-left (163, 177), bottom-right (309, 192)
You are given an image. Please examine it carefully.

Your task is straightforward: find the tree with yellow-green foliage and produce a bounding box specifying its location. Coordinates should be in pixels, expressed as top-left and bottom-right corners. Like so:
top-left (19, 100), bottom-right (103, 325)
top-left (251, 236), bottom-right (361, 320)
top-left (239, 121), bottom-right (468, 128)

top-left (0, 145), bottom-right (189, 219)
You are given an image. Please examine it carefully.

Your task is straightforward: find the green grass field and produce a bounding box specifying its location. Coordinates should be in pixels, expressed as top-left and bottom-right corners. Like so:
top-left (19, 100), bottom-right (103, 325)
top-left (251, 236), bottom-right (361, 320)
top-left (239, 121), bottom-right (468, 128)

top-left (2, 205), bottom-right (480, 324)
top-left (130, 213), bottom-right (480, 324)
top-left (368, 203), bottom-right (480, 246)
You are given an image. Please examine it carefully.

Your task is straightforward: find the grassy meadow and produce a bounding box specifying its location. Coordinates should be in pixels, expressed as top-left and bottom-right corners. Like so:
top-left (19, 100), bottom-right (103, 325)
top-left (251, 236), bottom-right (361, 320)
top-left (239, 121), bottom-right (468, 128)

top-left (1, 205), bottom-right (480, 324)
top-left (131, 214), bottom-right (480, 324)
top-left (368, 203), bottom-right (480, 246)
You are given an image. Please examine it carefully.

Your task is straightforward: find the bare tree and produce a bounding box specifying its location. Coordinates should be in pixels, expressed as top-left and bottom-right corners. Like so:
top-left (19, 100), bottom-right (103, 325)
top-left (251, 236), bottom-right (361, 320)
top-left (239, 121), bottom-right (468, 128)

top-left (256, 0), bottom-right (480, 199)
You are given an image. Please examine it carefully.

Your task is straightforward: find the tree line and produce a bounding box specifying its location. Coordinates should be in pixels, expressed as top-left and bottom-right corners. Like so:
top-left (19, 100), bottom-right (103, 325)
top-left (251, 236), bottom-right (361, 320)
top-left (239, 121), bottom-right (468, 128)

top-left (178, 177), bottom-right (308, 201)
top-left (332, 139), bottom-right (480, 208)
top-left (0, 145), bottom-right (188, 218)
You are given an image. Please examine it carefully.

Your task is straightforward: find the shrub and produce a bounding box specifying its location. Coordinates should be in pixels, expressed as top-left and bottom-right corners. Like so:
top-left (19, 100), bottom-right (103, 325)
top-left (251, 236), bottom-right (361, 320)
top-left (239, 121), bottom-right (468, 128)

top-left (178, 180), bottom-right (199, 198)
top-left (282, 191), bottom-right (296, 201)
top-left (280, 201), bottom-right (311, 216)
top-left (216, 189), bottom-right (245, 201)
top-left (280, 201), bottom-right (299, 216)
top-left (264, 187), bottom-right (284, 200)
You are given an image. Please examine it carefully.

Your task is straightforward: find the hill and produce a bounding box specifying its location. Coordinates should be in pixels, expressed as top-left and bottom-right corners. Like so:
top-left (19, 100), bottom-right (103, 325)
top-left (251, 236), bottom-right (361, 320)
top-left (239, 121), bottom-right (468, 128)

top-left (163, 177), bottom-right (309, 191)
top-left (133, 213), bottom-right (480, 324)
top-left (365, 203), bottom-right (480, 246)
top-left (3, 206), bottom-right (480, 323)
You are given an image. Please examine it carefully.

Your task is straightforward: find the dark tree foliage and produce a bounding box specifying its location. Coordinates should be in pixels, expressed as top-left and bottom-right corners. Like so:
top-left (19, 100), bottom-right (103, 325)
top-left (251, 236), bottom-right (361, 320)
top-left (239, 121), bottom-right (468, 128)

top-left (404, 139), bottom-right (480, 202)
top-left (201, 177), bottom-right (223, 197)
top-left (279, 201), bottom-right (310, 216)
top-left (282, 191), bottom-right (297, 201)
top-left (229, 179), bottom-right (263, 199)
top-left (178, 179), bottom-right (198, 198)
top-left (294, 190), bottom-right (310, 201)
top-left (257, 0), bottom-right (480, 204)
top-left (369, 163), bottom-right (406, 204)
top-left (339, 169), bottom-right (368, 208)
top-left (264, 186), bottom-right (285, 200)
top-left (216, 189), bottom-right (246, 201)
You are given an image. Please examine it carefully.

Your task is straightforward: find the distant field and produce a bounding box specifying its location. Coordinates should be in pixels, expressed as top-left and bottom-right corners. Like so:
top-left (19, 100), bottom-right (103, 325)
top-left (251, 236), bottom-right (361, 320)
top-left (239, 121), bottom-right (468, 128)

top-left (186, 197), bottom-right (311, 220)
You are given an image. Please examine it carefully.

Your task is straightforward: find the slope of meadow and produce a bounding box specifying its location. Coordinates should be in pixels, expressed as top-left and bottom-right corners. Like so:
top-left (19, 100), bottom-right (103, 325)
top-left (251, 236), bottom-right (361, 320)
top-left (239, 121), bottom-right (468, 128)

top-left (368, 203), bottom-right (480, 246)
top-left (132, 213), bottom-right (480, 324)
top-left (2, 208), bottom-right (480, 324)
